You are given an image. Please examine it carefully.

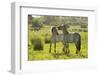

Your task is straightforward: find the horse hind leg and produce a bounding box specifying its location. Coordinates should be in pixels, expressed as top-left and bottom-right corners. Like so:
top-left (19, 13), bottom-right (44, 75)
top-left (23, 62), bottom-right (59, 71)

top-left (75, 43), bottom-right (80, 55)
top-left (62, 44), bottom-right (66, 54)
top-left (49, 40), bottom-right (52, 53)
top-left (67, 44), bottom-right (70, 54)
top-left (63, 43), bottom-right (67, 54)
top-left (76, 34), bottom-right (81, 55)
top-left (77, 41), bottom-right (81, 55)
top-left (75, 42), bottom-right (79, 54)
top-left (62, 47), bottom-right (65, 53)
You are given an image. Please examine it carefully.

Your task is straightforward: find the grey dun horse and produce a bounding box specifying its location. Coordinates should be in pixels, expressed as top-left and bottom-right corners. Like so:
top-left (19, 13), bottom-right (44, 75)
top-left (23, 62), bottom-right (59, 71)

top-left (49, 24), bottom-right (81, 55)
top-left (49, 26), bottom-right (64, 53)
top-left (61, 24), bottom-right (81, 55)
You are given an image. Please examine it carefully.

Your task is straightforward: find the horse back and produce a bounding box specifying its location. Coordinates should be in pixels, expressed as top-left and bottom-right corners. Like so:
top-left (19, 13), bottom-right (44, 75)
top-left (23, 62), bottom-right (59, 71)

top-left (67, 33), bottom-right (81, 43)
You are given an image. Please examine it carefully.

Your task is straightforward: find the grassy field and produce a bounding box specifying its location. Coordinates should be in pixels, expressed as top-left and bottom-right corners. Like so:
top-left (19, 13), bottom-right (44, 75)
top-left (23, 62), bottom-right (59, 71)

top-left (28, 25), bottom-right (88, 61)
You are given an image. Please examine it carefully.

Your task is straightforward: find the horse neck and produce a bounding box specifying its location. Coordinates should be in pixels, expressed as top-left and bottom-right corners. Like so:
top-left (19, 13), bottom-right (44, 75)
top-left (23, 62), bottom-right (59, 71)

top-left (56, 30), bottom-right (59, 35)
top-left (52, 29), bottom-right (59, 36)
top-left (63, 28), bottom-right (69, 34)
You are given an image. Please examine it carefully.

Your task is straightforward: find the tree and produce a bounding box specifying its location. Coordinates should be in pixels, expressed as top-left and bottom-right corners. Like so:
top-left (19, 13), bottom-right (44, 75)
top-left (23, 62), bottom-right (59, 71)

top-left (43, 16), bottom-right (61, 26)
top-left (28, 15), bottom-right (33, 24)
top-left (31, 18), bottom-right (42, 28)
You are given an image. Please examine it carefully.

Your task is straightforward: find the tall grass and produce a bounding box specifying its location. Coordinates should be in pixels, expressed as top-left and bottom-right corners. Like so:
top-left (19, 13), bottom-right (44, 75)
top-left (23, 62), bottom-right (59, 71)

top-left (28, 26), bottom-right (88, 60)
top-left (31, 35), bottom-right (44, 50)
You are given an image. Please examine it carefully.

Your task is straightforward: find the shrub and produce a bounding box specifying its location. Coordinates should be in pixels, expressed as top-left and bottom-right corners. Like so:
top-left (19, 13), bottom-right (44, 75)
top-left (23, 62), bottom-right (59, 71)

top-left (81, 25), bottom-right (87, 28)
top-left (72, 29), bottom-right (78, 32)
top-left (31, 36), bottom-right (44, 50)
top-left (42, 33), bottom-right (51, 43)
top-left (28, 42), bottom-right (31, 49)
top-left (83, 29), bottom-right (88, 32)
top-left (44, 36), bottom-right (51, 43)
top-left (78, 29), bottom-right (82, 32)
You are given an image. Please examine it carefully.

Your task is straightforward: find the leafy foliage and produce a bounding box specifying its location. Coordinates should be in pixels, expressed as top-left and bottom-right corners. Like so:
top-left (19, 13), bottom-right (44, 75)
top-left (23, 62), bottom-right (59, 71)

top-left (81, 25), bottom-right (87, 28)
top-left (28, 15), bottom-right (88, 27)
top-left (31, 35), bottom-right (44, 50)
top-left (44, 36), bottom-right (51, 43)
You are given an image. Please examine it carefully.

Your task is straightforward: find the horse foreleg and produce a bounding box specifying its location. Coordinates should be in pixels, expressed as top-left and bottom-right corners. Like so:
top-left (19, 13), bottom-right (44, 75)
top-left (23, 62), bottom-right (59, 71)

top-left (67, 44), bottom-right (70, 54)
top-left (62, 42), bottom-right (65, 53)
top-left (63, 43), bottom-right (67, 54)
top-left (64, 43), bottom-right (70, 56)
top-left (54, 42), bottom-right (56, 53)
top-left (65, 43), bottom-right (69, 54)
top-left (49, 40), bottom-right (52, 53)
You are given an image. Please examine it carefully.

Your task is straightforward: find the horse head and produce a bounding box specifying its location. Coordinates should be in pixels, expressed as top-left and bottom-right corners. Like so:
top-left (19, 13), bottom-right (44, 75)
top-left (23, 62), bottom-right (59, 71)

top-left (58, 24), bottom-right (69, 34)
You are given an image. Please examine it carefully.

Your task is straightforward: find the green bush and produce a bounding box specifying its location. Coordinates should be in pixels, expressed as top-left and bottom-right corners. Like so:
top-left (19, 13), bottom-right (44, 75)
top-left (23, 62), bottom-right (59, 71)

top-left (78, 29), bottom-right (82, 32)
top-left (31, 36), bottom-right (44, 50)
top-left (83, 29), bottom-right (88, 32)
top-left (44, 36), bottom-right (51, 43)
top-left (42, 33), bottom-right (51, 43)
top-left (81, 25), bottom-right (87, 28)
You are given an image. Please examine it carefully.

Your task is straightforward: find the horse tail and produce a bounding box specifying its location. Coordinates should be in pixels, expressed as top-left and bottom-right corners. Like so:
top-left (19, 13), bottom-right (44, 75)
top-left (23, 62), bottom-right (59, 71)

top-left (78, 34), bottom-right (81, 51)
top-left (74, 33), bottom-right (81, 51)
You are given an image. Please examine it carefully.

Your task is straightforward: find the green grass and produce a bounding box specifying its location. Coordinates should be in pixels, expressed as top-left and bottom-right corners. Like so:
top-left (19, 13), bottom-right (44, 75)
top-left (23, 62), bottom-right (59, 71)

top-left (28, 26), bottom-right (88, 61)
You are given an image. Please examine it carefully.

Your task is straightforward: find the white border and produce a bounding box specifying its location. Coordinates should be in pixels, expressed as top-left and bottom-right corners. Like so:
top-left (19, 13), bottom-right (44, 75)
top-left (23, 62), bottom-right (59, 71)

top-left (11, 2), bottom-right (97, 74)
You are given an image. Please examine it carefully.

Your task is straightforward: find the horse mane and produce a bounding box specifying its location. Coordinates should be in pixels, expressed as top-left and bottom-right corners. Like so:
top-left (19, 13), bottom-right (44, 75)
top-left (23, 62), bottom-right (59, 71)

top-left (63, 24), bottom-right (69, 34)
top-left (51, 27), bottom-right (59, 35)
